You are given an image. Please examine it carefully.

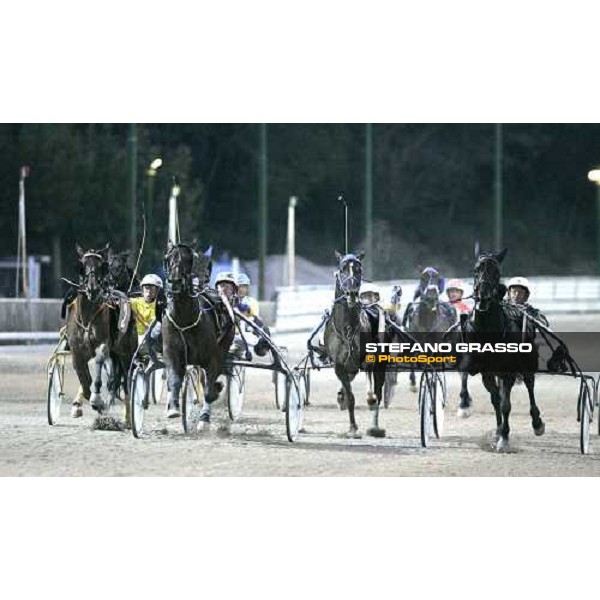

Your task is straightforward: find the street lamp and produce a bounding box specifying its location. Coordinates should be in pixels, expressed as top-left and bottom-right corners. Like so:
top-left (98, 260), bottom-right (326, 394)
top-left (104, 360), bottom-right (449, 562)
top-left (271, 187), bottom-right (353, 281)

top-left (146, 157), bottom-right (162, 267)
top-left (588, 168), bottom-right (600, 274)
top-left (168, 181), bottom-right (181, 244)
top-left (287, 196), bottom-right (297, 287)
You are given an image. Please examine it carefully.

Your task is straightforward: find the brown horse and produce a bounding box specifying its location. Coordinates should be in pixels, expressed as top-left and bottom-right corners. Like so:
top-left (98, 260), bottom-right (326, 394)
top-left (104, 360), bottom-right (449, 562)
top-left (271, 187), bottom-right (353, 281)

top-left (162, 242), bottom-right (234, 427)
top-left (66, 244), bottom-right (137, 419)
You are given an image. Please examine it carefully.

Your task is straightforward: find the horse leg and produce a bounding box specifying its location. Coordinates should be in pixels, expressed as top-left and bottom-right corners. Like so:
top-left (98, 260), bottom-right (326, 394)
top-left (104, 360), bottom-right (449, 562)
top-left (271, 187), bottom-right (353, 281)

top-left (336, 366), bottom-right (359, 437)
top-left (166, 361), bottom-right (185, 418)
top-left (482, 373), bottom-right (502, 439)
top-left (71, 351), bottom-right (91, 417)
top-left (496, 375), bottom-right (516, 452)
top-left (524, 373), bottom-right (545, 436)
top-left (409, 367), bottom-right (417, 393)
top-left (90, 343), bottom-right (109, 413)
top-left (199, 367), bottom-right (220, 428)
top-left (457, 371), bottom-right (473, 418)
top-left (337, 386), bottom-right (347, 410)
top-left (367, 369), bottom-right (386, 438)
top-left (383, 370), bottom-right (397, 408)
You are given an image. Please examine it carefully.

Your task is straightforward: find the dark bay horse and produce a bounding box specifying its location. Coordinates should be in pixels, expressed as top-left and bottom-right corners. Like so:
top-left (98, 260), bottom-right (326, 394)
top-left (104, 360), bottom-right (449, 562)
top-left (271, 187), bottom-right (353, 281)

top-left (66, 244), bottom-right (137, 418)
top-left (462, 249), bottom-right (544, 451)
top-left (162, 242), bottom-right (234, 427)
top-left (323, 251), bottom-right (386, 438)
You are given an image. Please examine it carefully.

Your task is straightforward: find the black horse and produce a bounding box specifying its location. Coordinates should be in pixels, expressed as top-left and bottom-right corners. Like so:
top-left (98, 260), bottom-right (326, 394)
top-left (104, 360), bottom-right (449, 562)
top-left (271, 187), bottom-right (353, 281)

top-left (107, 249), bottom-right (139, 293)
top-left (462, 249), bottom-right (545, 451)
top-left (162, 241), bottom-right (234, 426)
top-left (323, 251), bottom-right (386, 438)
top-left (66, 244), bottom-right (137, 419)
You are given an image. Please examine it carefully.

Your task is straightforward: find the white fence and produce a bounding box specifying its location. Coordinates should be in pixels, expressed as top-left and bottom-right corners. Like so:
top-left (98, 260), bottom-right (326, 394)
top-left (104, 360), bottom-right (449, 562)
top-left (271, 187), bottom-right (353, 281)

top-left (274, 277), bottom-right (600, 332)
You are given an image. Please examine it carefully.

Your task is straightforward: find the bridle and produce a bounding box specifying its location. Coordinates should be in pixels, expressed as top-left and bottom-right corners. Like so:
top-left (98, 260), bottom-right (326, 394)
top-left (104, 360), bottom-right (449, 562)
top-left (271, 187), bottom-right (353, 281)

top-left (335, 255), bottom-right (363, 305)
top-left (165, 243), bottom-right (198, 297)
top-left (473, 255), bottom-right (501, 312)
top-left (79, 251), bottom-right (108, 301)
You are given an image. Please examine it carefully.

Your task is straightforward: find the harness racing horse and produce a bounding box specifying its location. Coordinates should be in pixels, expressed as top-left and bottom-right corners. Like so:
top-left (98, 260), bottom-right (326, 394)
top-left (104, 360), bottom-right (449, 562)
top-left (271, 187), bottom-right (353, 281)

top-left (323, 251), bottom-right (386, 438)
top-left (462, 249), bottom-right (544, 451)
top-left (66, 244), bottom-right (137, 419)
top-left (162, 241), bottom-right (234, 427)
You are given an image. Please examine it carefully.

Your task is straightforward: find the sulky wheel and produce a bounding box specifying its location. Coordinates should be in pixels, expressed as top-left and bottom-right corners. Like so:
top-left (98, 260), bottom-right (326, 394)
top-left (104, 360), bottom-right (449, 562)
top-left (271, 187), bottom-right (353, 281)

top-left (285, 373), bottom-right (304, 442)
top-left (129, 365), bottom-right (147, 439)
top-left (226, 365), bottom-right (246, 421)
top-left (419, 370), bottom-right (434, 448)
top-left (579, 379), bottom-right (592, 455)
top-left (181, 368), bottom-right (203, 434)
top-left (47, 355), bottom-right (66, 426)
top-left (432, 371), bottom-right (446, 438)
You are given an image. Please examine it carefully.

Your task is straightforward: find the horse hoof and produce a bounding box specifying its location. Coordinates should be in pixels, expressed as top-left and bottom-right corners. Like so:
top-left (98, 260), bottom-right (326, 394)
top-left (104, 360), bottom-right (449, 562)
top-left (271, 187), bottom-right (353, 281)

top-left (496, 438), bottom-right (510, 452)
top-left (70, 403), bottom-right (83, 418)
top-left (167, 407), bottom-right (180, 419)
top-left (409, 384), bottom-right (417, 393)
top-left (457, 407), bottom-right (471, 419)
top-left (534, 422), bottom-right (545, 436)
top-left (90, 394), bottom-right (105, 413)
top-left (366, 427), bottom-right (386, 438)
top-left (344, 429), bottom-right (361, 439)
top-left (196, 420), bottom-right (211, 432)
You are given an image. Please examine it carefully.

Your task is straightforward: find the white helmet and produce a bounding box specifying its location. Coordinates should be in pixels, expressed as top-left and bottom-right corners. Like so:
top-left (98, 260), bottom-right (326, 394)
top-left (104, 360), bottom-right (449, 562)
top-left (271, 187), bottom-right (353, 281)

top-left (237, 273), bottom-right (251, 286)
top-left (359, 283), bottom-right (381, 304)
top-left (507, 277), bottom-right (530, 293)
top-left (141, 274), bottom-right (163, 289)
top-left (215, 272), bottom-right (238, 288)
top-left (446, 278), bottom-right (466, 293)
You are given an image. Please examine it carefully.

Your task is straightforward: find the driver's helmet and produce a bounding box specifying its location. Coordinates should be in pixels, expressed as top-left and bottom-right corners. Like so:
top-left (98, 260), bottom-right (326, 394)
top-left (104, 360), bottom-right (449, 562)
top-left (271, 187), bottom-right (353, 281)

top-left (140, 274), bottom-right (163, 289)
top-left (215, 272), bottom-right (238, 289)
top-left (359, 282), bottom-right (381, 306)
top-left (507, 276), bottom-right (531, 301)
top-left (237, 273), bottom-right (251, 286)
top-left (446, 278), bottom-right (466, 293)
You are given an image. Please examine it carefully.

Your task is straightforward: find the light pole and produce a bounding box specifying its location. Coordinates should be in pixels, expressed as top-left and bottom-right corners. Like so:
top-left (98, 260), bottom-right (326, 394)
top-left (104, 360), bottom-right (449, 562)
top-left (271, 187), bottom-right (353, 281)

top-left (365, 123), bottom-right (373, 277)
top-left (287, 196), bottom-right (297, 287)
top-left (147, 157), bottom-right (162, 267)
top-left (128, 124), bottom-right (138, 252)
top-left (587, 168), bottom-right (600, 274)
top-left (494, 123), bottom-right (503, 251)
top-left (168, 181), bottom-right (181, 244)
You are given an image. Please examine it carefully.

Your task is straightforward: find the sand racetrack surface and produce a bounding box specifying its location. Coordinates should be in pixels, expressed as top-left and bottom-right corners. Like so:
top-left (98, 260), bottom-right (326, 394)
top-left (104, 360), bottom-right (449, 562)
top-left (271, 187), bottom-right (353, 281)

top-left (1, 315), bottom-right (600, 476)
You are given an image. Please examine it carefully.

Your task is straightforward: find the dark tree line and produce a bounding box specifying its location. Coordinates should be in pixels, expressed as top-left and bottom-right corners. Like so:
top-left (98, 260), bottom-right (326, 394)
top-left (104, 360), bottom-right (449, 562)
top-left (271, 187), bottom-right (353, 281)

top-left (1, 123), bottom-right (600, 297)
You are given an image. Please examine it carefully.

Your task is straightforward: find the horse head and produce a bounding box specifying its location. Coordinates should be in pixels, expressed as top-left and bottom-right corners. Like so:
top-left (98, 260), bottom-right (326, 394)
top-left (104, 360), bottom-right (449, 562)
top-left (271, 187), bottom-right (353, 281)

top-left (76, 242), bottom-right (110, 302)
top-left (164, 241), bottom-right (212, 295)
top-left (107, 249), bottom-right (133, 292)
top-left (473, 248), bottom-right (507, 312)
top-left (334, 250), bottom-right (364, 307)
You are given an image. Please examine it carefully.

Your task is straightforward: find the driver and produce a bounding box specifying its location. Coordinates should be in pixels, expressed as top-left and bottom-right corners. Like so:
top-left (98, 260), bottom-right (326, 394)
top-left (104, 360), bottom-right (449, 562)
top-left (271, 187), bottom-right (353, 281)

top-left (506, 276), bottom-right (548, 326)
top-left (130, 273), bottom-right (165, 369)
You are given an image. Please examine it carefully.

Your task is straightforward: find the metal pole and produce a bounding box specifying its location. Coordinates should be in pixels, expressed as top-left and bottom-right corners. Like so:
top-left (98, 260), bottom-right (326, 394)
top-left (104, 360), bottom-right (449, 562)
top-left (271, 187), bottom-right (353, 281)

top-left (365, 123), bottom-right (373, 275)
top-left (338, 194), bottom-right (348, 254)
top-left (128, 124), bottom-right (138, 251)
top-left (16, 166), bottom-right (29, 297)
top-left (494, 123), bottom-right (503, 250)
top-left (258, 124), bottom-right (268, 300)
top-left (287, 196), bottom-right (297, 287)
top-left (168, 182), bottom-right (180, 244)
